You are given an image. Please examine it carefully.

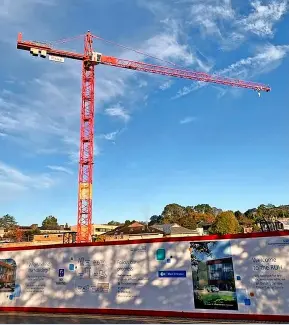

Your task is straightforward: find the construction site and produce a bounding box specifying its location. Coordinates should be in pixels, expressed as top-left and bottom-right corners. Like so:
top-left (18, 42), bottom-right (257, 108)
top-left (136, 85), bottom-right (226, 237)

top-left (0, 0), bottom-right (288, 320)
top-left (14, 31), bottom-right (271, 245)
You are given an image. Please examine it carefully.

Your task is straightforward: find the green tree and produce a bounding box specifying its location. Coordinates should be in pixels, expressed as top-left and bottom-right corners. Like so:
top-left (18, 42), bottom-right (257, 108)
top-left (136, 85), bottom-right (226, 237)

top-left (210, 211), bottom-right (240, 235)
top-left (193, 204), bottom-right (213, 214)
top-left (107, 220), bottom-right (121, 226)
top-left (24, 228), bottom-right (41, 241)
top-left (148, 215), bottom-right (164, 226)
top-left (244, 208), bottom-right (257, 219)
top-left (162, 203), bottom-right (186, 224)
top-left (234, 210), bottom-right (243, 220)
top-left (0, 214), bottom-right (17, 230)
top-left (42, 216), bottom-right (59, 230)
top-left (256, 204), bottom-right (278, 221)
top-left (124, 220), bottom-right (136, 225)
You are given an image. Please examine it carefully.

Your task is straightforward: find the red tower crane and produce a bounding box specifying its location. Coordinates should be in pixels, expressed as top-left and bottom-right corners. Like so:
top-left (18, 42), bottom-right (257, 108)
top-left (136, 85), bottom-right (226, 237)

top-left (16, 31), bottom-right (271, 243)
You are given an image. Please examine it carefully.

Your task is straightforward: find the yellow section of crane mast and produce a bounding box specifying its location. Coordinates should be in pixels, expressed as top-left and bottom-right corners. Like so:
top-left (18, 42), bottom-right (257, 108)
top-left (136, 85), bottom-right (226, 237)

top-left (79, 182), bottom-right (92, 200)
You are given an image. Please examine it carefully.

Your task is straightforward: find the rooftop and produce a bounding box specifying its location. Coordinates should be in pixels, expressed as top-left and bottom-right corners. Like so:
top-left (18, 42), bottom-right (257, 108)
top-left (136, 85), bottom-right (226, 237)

top-left (104, 222), bottom-right (164, 236)
top-left (152, 223), bottom-right (199, 235)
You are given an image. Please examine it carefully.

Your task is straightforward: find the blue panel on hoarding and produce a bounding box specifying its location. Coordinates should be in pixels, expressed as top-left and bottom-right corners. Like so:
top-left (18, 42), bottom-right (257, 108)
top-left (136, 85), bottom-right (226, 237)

top-left (158, 270), bottom-right (186, 278)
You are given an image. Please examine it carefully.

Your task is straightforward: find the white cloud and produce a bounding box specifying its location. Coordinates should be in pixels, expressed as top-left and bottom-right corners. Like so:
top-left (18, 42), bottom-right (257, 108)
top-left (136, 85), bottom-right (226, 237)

top-left (219, 43), bottom-right (289, 78)
top-left (157, 0), bottom-right (289, 50)
top-left (160, 80), bottom-right (173, 90)
top-left (241, 0), bottom-right (288, 37)
top-left (46, 165), bottom-right (73, 175)
top-left (0, 161), bottom-right (55, 193)
top-left (179, 116), bottom-right (196, 124)
top-left (174, 43), bottom-right (289, 98)
top-left (188, 0), bottom-right (235, 38)
top-left (105, 104), bottom-right (131, 122)
top-left (100, 131), bottom-right (119, 141)
top-left (145, 33), bottom-right (194, 66)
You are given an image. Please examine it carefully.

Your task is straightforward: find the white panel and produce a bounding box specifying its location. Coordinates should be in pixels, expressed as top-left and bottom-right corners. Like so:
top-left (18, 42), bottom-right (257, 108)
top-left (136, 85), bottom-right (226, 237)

top-left (0, 235), bottom-right (288, 317)
top-left (48, 55), bottom-right (64, 63)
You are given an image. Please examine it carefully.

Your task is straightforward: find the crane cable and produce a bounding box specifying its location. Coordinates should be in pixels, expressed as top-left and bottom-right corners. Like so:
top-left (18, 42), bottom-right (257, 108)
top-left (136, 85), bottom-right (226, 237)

top-left (46, 33), bottom-right (186, 70)
top-left (92, 34), bottom-right (184, 69)
top-left (49, 34), bottom-right (85, 45)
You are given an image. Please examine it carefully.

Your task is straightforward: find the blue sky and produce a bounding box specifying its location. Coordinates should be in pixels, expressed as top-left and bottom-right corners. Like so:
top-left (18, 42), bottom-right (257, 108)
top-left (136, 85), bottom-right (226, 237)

top-left (191, 241), bottom-right (232, 261)
top-left (0, 0), bottom-right (288, 226)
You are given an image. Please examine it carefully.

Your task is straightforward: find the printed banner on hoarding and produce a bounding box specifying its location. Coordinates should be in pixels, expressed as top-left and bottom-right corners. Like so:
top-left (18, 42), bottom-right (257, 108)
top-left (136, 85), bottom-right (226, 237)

top-left (0, 234), bottom-right (289, 317)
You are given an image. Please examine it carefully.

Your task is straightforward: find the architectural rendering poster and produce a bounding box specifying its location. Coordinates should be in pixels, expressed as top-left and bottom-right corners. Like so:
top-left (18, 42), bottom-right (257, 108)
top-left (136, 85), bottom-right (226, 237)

top-left (0, 259), bottom-right (17, 293)
top-left (0, 234), bottom-right (288, 317)
top-left (190, 241), bottom-right (238, 310)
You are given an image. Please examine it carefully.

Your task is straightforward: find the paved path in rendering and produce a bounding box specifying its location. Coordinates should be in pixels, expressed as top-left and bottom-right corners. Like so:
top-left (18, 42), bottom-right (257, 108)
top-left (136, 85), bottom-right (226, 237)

top-left (0, 312), bottom-right (286, 324)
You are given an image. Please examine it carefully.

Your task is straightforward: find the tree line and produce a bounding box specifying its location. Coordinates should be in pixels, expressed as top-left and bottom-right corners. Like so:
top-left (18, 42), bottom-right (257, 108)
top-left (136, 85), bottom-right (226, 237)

top-left (0, 214), bottom-right (68, 241)
top-left (2, 202), bottom-right (288, 239)
top-left (147, 203), bottom-right (289, 235)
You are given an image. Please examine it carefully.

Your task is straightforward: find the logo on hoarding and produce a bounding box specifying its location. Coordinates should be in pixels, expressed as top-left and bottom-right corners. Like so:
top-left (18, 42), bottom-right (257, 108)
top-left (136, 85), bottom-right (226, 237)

top-left (156, 249), bottom-right (166, 261)
top-left (158, 271), bottom-right (186, 278)
top-left (130, 246), bottom-right (147, 252)
top-left (58, 269), bottom-right (65, 277)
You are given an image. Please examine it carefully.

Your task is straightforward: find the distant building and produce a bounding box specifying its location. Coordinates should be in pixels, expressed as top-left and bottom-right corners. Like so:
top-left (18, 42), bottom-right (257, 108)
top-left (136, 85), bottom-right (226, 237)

top-left (33, 231), bottom-right (76, 244)
top-left (152, 223), bottom-right (200, 237)
top-left (71, 224), bottom-right (118, 237)
top-left (0, 228), bottom-right (5, 238)
top-left (259, 220), bottom-right (284, 232)
top-left (14, 224), bottom-right (71, 233)
top-left (33, 233), bottom-right (64, 244)
top-left (206, 257), bottom-right (235, 291)
top-left (277, 219), bottom-right (289, 230)
top-left (243, 226), bottom-right (253, 234)
top-left (100, 222), bottom-right (164, 241)
top-left (196, 222), bottom-right (212, 236)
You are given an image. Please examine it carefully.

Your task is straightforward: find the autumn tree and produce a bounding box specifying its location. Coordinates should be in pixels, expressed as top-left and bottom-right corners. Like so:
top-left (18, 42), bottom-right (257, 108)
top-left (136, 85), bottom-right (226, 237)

top-left (210, 211), bottom-right (240, 235)
top-left (238, 215), bottom-right (253, 226)
top-left (178, 207), bottom-right (198, 230)
top-left (42, 216), bottom-right (59, 230)
top-left (197, 212), bottom-right (215, 224)
top-left (152, 204), bottom-right (216, 230)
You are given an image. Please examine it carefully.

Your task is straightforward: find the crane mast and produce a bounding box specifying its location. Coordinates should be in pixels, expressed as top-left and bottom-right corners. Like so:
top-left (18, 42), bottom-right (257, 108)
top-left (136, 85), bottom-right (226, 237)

top-left (16, 31), bottom-right (271, 243)
top-left (77, 32), bottom-right (94, 243)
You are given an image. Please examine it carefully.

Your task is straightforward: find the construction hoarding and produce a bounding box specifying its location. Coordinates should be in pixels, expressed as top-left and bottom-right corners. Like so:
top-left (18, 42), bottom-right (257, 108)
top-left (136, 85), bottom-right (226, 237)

top-left (0, 231), bottom-right (289, 321)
